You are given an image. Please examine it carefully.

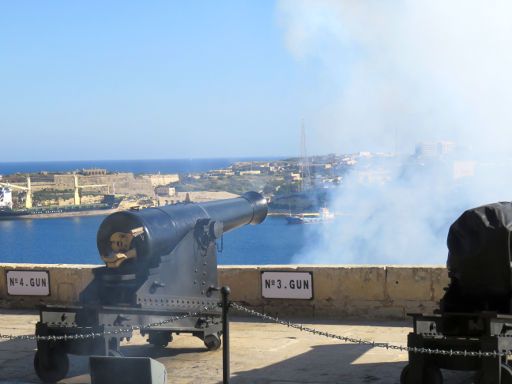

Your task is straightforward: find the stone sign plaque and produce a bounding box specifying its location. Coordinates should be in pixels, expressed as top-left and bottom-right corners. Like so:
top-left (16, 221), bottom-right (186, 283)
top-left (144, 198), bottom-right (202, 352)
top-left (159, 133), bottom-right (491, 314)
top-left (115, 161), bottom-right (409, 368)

top-left (6, 270), bottom-right (50, 296)
top-left (261, 271), bottom-right (313, 300)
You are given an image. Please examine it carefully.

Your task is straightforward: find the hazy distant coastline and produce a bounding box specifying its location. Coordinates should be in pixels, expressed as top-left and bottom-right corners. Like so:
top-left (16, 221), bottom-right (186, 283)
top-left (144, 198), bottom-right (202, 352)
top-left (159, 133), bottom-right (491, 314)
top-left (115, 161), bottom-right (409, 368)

top-left (0, 155), bottom-right (342, 216)
top-left (0, 157), bottom-right (285, 175)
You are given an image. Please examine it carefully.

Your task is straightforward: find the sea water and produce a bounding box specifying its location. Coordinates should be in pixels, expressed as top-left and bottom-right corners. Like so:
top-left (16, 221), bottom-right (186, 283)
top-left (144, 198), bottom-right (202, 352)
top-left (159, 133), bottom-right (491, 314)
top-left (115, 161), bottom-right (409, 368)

top-left (0, 215), bottom-right (315, 265)
top-left (0, 157), bottom-right (281, 175)
top-left (0, 158), bottom-right (317, 265)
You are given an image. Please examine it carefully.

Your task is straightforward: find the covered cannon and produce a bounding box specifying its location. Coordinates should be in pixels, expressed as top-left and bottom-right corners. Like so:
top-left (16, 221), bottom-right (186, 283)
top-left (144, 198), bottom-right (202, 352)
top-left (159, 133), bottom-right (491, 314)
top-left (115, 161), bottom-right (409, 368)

top-left (441, 202), bottom-right (512, 314)
top-left (402, 202), bottom-right (512, 384)
top-left (34, 192), bottom-right (267, 383)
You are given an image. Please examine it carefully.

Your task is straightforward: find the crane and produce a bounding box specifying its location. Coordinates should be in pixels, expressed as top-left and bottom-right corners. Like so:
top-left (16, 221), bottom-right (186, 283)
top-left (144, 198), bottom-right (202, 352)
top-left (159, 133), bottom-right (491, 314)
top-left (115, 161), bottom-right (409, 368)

top-left (73, 174), bottom-right (108, 205)
top-left (0, 177), bottom-right (32, 208)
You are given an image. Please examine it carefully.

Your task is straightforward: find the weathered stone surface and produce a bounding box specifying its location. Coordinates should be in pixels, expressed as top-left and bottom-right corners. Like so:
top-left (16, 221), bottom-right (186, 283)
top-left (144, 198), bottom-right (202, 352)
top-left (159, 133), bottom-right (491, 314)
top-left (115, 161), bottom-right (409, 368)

top-left (431, 267), bottom-right (450, 301)
top-left (385, 267), bottom-right (433, 301)
top-left (0, 263), bottom-right (95, 308)
top-left (314, 266), bottom-right (387, 302)
top-left (0, 308), bottom-right (475, 383)
top-left (0, 264), bottom-right (448, 320)
top-left (219, 266), bottom-right (263, 305)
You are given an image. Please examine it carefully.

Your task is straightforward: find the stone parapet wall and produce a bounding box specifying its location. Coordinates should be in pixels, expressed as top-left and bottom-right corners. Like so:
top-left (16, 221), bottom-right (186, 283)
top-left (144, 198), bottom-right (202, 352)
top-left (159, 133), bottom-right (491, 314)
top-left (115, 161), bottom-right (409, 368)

top-left (0, 264), bottom-right (449, 319)
top-left (0, 264), bottom-right (95, 309)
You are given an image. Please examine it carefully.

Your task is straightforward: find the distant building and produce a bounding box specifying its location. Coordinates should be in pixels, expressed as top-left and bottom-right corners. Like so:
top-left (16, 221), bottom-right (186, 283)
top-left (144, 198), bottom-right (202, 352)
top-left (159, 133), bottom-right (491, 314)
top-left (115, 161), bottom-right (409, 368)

top-left (81, 168), bottom-right (107, 176)
top-left (342, 157), bottom-right (357, 166)
top-left (155, 186), bottom-right (176, 197)
top-left (156, 191), bottom-right (239, 206)
top-left (239, 170), bottom-right (261, 176)
top-left (257, 166), bottom-right (271, 174)
top-left (415, 141), bottom-right (455, 157)
top-left (0, 187), bottom-right (13, 209)
top-left (310, 163), bottom-right (332, 175)
top-left (416, 142), bottom-right (437, 157)
top-left (142, 174), bottom-right (180, 187)
top-left (289, 173), bottom-right (302, 181)
top-left (54, 172), bottom-right (154, 196)
top-left (208, 169), bottom-right (235, 177)
top-left (438, 141), bottom-right (456, 155)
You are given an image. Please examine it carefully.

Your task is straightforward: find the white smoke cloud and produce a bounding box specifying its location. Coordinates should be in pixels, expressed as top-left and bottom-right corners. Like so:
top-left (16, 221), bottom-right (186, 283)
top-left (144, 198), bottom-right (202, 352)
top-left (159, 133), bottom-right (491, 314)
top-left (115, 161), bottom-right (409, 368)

top-left (278, 0), bottom-right (512, 154)
top-left (277, 0), bottom-right (512, 263)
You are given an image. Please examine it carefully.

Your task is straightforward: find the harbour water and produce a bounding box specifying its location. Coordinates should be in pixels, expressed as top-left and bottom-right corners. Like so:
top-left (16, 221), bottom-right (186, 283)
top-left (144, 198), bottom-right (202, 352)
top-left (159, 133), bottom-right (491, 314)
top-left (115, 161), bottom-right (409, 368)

top-left (0, 215), bottom-right (317, 265)
top-left (0, 158), bottom-right (314, 265)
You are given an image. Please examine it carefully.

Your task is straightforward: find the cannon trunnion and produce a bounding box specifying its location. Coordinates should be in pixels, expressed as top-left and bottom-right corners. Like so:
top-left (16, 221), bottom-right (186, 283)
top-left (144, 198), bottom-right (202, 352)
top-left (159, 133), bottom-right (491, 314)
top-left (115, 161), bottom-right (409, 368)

top-left (403, 202), bottom-right (512, 384)
top-left (34, 192), bottom-right (267, 383)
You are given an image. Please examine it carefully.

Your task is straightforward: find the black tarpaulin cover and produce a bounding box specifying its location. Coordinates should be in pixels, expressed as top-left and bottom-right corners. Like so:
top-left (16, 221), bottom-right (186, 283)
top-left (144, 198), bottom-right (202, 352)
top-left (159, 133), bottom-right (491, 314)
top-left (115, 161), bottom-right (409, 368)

top-left (444, 202), bottom-right (512, 311)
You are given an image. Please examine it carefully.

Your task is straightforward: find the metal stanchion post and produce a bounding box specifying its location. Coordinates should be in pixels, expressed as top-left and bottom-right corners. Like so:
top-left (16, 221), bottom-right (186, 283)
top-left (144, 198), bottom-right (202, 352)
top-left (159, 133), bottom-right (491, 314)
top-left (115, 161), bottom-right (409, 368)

top-left (208, 285), bottom-right (231, 384)
top-left (221, 286), bottom-right (231, 384)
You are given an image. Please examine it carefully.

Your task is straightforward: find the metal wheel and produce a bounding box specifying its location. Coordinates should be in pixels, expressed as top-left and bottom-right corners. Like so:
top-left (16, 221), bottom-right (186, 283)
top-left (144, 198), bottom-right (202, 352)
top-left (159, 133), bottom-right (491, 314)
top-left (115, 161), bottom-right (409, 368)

top-left (34, 349), bottom-right (69, 383)
top-left (400, 363), bottom-right (443, 384)
top-left (502, 364), bottom-right (512, 384)
top-left (148, 331), bottom-right (172, 348)
top-left (204, 333), bottom-right (221, 351)
top-left (474, 364), bottom-right (512, 384)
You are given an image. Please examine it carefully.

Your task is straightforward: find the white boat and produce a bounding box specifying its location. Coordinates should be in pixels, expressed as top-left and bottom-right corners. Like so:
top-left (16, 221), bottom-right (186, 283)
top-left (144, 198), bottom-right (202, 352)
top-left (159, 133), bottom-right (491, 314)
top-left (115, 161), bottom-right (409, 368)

top-left (286, 207), bottom-right (334, 224)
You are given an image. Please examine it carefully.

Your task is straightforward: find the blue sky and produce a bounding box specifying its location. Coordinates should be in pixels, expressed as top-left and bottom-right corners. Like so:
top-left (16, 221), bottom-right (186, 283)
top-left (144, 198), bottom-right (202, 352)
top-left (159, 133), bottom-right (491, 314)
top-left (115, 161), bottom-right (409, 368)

top-left (3, 2), bottom-right (509, 162)
top-left (0, 1), bottom-right (334, 161)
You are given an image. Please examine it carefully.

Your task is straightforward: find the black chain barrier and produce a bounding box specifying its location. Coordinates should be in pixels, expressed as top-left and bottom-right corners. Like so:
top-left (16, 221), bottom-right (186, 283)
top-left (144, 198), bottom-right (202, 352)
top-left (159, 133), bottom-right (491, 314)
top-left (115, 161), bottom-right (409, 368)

top-left (0, 305), bottom-right (219, 342)
top-left (0, 290), bottom-right (233, 384)
top-left (4, 296), bottom-right (509, 383)
top-left (231, 302), bottom-right (510, 359)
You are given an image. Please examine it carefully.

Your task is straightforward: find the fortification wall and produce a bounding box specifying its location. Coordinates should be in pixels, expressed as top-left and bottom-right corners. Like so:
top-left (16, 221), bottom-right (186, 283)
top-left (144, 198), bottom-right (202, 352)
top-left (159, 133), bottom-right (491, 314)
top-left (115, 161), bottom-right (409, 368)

top-left (0, 264), bottom-right (449, 319)
top-left (53, 173), bottom-right (155, 196)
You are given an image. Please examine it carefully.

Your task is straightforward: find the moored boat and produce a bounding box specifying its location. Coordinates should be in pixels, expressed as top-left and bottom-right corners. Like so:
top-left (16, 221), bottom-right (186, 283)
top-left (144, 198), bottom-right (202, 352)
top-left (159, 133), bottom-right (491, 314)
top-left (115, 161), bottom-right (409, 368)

top-left (0, 193), bottom-right (121, 220)
top-left (286, 207), bottom-right (334, 224)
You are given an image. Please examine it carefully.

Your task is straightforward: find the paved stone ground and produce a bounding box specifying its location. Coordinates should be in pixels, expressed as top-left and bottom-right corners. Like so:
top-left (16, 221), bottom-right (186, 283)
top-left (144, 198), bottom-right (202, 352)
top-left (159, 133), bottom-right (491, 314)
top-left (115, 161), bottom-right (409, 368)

top-left (0, 310), bottom-right (475, 383)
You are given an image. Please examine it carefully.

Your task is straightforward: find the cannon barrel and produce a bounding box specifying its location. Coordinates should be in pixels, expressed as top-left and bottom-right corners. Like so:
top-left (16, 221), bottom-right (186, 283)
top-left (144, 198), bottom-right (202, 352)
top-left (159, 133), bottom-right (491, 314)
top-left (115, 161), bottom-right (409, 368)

top-left (97, 191), bottom-right (267, 266)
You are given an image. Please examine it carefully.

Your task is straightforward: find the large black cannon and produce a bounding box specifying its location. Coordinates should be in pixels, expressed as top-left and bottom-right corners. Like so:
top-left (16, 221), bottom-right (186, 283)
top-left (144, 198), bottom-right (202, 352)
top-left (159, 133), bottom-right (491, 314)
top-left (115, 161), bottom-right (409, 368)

top-left (34, 192), bottom-right (267, 383)
top-left (402, 202), bottom-right (512, 384)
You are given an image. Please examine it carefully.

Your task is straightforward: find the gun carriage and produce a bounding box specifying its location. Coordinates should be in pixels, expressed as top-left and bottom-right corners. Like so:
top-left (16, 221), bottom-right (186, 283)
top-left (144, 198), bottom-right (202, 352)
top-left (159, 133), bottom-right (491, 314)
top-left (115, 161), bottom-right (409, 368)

top-left (402, 202), bottom-right (512, 384)
top-left (33, 192), bottom-right (267, 383)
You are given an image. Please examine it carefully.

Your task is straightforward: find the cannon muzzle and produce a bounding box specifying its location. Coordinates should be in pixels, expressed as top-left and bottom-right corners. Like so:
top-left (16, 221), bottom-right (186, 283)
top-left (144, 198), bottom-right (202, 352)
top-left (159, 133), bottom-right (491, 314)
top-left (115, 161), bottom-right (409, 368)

top-left (97, 191), bottom-right (267, 267)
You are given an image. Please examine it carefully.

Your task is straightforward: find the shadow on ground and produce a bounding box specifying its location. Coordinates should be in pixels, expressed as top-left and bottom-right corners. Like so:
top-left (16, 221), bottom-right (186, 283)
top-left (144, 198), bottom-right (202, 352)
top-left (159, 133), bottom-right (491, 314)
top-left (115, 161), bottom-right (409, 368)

top-left (231, 315), bottom-right (411, 329)
top-left (0, 339), bottom-right (476, 384)
top-left (230, 344), bottom-right (475, 384)
top-left (0, 337), bottom-right (215, 384)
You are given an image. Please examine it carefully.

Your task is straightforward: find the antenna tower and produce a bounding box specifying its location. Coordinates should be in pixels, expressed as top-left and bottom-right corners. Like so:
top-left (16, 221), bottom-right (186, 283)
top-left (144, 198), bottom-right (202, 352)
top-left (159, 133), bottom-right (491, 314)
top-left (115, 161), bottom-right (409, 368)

top-left (299, 120), bottom-right (311, 192)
